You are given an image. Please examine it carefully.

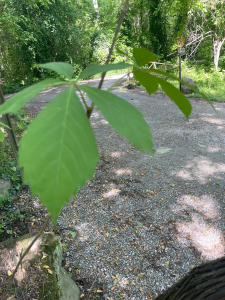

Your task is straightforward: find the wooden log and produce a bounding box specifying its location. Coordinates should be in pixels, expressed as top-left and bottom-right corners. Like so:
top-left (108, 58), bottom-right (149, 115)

top-left (155, 256), bottom-right (225, 300)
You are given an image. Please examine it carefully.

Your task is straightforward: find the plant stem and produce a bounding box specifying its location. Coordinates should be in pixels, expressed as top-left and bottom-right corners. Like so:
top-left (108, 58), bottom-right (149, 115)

top-left (10, 215), bottom-right (51, 284)
top-left (87, 0), bottom-right (129, 119)
top-left (75, 84), bottom-right (89, 110)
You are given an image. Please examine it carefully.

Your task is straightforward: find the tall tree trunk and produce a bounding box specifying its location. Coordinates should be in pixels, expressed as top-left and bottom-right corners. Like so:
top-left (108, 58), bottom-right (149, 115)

top-left (213, 37), bottom-right (225, 71)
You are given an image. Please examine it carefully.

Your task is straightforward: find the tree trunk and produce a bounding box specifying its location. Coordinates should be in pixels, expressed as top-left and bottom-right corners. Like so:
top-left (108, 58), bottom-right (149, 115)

top-left (212, 31), bottom-right (225, 71)
top-left (155, 256), bottom-right (225, 300)
top-left (92, 0), bottom-right (99, 17)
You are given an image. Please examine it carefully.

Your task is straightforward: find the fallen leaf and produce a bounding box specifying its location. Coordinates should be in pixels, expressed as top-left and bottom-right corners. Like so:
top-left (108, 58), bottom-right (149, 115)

top-left (97, 289), bottom-right (103, 293)
top-left (48, 269), bottom-right (53, 274)
top-left (43, 265), bottom-right (50, 269)
top-left (80, 294), bottom-right (84, 298)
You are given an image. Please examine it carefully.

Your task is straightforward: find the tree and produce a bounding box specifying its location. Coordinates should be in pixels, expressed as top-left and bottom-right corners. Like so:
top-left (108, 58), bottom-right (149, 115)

top-left (185, 0), bottom-right (225, 70)
top-left (0, 2), bottom-right (216, 298)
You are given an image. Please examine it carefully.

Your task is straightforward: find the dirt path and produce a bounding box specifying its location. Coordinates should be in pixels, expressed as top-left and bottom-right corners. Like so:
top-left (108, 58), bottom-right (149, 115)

top-left (5, 77), bottom-right (225, 299)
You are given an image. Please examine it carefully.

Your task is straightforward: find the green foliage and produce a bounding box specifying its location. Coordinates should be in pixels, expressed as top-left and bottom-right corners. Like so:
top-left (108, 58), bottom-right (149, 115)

top-left (10, 109), bottom-right (30, 135)
top-left (133, 48), bottom-right (159, 67)
top-left (78, 62), bottom-right (133, 80)
top-left (80, 85), bottom-right (153, 153)
top-left (0, 79), bottom-right (65, 115)
top-left (170, 61), bottom-right (225, 101)
top-left (19, 86), bottom-right (99, 224)
top-left (133, 69), bottom-right (158, 94)
top-left (0, 161), bottom-right (22, 195)
top-left (157, 78), bottom-right (192, 119)
top-left (149, 0), bottom-right (169, 57)
top-left (0, 195), bottom-right (26, 241)
top-left (39, 63), bottom-right (75, 80)
top-left (0, 49), bottom-right (210, 224)
top-left (0, 130), bottom-right (4, 142)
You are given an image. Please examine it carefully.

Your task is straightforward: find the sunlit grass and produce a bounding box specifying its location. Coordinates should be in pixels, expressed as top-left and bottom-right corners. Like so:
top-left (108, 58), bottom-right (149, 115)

top-left (168, 61), bottom-right (225, 101)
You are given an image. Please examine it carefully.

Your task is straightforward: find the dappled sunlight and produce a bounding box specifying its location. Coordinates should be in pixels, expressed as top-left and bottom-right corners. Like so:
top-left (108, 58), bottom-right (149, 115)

top-left (199, 145), bottom-right (223, 153)
top-left (32, 198), bottom-right (41, 208)
top-left (173, 195), bottom-right (224, 260)
top-left (0, 236), bottom-right (42, 284)
top-left (74, 223), bottom-right (101, 242)
top-left (110, 151), bottom-right (123, 158)
top-left (90, 111), bottom-right (100, 118)
top-left (102, 188), bottom-right (120, 198)
top-left (172, 157), bottom-right (225, 184)
top-left (114, 168), bottom-right (133, 176)
top-left (176, 215), bottom-right (224, 260)
top-left (201, 117), bottom-right (225, 125)
top-left (100, 119), bottom-right (109, 125)
top-left (173, 195), bottom-right (220, 220)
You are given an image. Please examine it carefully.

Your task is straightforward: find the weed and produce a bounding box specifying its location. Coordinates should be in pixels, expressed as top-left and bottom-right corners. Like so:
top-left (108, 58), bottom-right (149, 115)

top-left (0, 195), bottom-right (27, 241)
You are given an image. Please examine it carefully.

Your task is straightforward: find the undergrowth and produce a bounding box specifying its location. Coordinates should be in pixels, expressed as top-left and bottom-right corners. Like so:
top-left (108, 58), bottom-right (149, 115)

top-left (0, 109), bottom-right (29, 241)
top-left (168, 61), bottom-right (225, 101)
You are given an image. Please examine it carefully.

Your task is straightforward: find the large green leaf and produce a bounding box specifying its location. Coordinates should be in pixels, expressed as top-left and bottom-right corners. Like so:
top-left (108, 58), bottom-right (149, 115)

top-left (40, 62), bottom-right (74, 79)
top-left (78, 62), bottom-right (133, 80)
top-left (133, 48), bottom-right (159, 67)
top-left (80, 85), bottom-right (153, 153)
top-left (157, 78), bottom-right (192, 119)
top-left (0, 78), bottom-right (65, 115)
top-left (133, 69), bottom-right (158, 95)
top-left (19, 86), bottom-right (99, 223)
top-left (148, 69), bottom-right (215, 111)
top-left (0, 129), bottom-right (4, 142)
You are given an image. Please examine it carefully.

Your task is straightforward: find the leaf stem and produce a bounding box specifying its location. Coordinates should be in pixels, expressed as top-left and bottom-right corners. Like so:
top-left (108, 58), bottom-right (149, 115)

top-left (87, 0), bottom-right (130, 119)
top-left (75, 84), bottom-right (89, 110)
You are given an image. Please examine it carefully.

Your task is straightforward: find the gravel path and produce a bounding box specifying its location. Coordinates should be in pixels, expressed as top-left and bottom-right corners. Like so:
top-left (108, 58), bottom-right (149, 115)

top-left (6, 77), bottom-right (225, 299)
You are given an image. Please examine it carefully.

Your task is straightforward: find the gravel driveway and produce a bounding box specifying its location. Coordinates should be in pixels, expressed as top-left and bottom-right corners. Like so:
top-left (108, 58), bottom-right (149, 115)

top-left (6, 77), bottom-right (225, 299)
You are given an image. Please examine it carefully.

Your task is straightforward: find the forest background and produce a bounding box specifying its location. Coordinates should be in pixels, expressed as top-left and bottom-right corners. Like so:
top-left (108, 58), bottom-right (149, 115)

top-left (1, 0), bottom-right (225, 101)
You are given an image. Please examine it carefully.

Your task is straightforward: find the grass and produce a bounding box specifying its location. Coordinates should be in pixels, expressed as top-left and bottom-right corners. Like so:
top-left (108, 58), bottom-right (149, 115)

top-left (167, 61), bottom-right (225, 101)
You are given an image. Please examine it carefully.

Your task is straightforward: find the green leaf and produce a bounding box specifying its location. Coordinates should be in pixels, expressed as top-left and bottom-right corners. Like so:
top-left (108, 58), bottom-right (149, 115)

top-left (157, 78), bottom-right (192, 119)
top-left (133, 48), bottom-right (159, 67)
top-left (71, 231), bottom-right (78, 238)
top-left (135, 221), bottom-right (143, 228)
top-left (80, 86), bottom-right (153, 153)
top-left (0, 129), bottom-right (4, 142)
top-left (19, 86), bottom-right (99, 224)
top-left (133, 69), bottom-right (158, 95)
top-left (39, 62), bottom-right (74, 79)
top-left (148, 69), bottom-right (215, 111)
top-left (115, 47), bottom-right (127, 56)
top-left (78, 62), bottom-right (133, 80)
top-left (107, 74), bottom-right (127, 92)
top-left (0, 78), bottom-right (65, 115)
top-left (0, 122), bottom-right (10, 129)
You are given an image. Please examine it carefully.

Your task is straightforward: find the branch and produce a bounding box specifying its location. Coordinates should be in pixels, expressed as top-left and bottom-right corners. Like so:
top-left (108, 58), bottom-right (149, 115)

top-left (86, 0), bottom-right (129, 119)
top-left (98, 0), bottom-right (130, 90)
